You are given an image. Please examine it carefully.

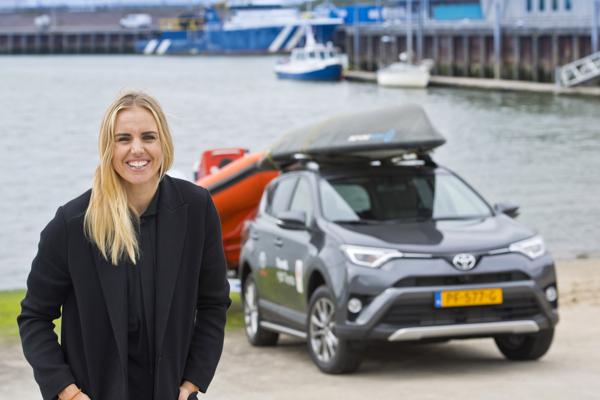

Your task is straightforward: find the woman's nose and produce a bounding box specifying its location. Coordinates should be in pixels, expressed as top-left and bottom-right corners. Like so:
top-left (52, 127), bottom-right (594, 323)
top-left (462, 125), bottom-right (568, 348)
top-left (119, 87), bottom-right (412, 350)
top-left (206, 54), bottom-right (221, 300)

top-left (131, 139), bottom-right (144, 154)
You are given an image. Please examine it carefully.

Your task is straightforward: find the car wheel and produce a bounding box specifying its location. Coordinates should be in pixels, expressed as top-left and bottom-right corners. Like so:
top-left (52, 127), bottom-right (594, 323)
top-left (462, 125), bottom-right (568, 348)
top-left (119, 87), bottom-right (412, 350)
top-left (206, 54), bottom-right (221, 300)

top-left (494, 328), bottom-right (554, 361)
top-left (243, 276), bottom-right (279, 346)
top-left (307, 286), bottom-right (362, 374)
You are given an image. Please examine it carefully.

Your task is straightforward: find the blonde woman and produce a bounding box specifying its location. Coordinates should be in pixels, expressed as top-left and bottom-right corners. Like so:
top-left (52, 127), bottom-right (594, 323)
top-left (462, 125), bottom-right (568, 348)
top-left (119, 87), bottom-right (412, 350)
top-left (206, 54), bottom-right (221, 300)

top-left (18, 91), bottom-right (230, 400)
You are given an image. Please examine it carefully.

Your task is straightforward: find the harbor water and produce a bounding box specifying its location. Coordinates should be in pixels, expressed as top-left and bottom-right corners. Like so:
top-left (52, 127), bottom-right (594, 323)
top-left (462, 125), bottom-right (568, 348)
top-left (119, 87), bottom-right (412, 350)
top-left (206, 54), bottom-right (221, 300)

top-left (0, 55), bottom-right (599, 290)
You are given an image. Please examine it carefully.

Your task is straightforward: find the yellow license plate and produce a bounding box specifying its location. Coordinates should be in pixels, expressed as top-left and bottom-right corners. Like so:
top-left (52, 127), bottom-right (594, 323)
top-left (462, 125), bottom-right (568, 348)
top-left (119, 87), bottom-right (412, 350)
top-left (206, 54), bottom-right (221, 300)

top-left (434, 288), bottom-right (503, 308)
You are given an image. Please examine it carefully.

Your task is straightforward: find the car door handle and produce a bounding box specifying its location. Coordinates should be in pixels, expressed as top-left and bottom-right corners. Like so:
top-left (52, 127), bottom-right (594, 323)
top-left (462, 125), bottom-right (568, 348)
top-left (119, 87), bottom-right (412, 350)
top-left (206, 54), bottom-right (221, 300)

top-left (274, 238), bottom-right (283, 247)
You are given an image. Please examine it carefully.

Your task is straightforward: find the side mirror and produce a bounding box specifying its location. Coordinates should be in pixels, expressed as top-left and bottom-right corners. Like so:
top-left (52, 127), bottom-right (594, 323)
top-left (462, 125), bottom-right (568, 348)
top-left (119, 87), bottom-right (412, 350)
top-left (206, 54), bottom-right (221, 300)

top-left (494, 202), bottom-right (520, 219)
top-left (276, 210), bottom-right (307, 230)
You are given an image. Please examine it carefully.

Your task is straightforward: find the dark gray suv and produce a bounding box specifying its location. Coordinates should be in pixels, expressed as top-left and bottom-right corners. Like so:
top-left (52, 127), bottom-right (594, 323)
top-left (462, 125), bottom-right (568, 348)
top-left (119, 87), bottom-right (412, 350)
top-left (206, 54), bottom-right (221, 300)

top-left (239, 158), bottom-right (558, 374)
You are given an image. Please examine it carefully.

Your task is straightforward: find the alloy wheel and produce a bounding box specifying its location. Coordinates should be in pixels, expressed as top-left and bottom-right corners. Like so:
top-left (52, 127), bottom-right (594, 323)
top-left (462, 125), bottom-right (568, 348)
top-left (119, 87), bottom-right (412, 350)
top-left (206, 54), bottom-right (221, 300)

top-left (309, 297), bottom-right (339, 363)
top-left (244, 279), bottom-right (259, 338)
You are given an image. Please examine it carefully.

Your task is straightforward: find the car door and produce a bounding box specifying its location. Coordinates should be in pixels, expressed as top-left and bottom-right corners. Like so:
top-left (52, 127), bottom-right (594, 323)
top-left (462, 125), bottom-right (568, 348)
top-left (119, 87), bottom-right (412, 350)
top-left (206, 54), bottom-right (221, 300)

top-left (274, 176), bottom-right (316, 314)
top-left (253, 176), bottom-right (298, 307)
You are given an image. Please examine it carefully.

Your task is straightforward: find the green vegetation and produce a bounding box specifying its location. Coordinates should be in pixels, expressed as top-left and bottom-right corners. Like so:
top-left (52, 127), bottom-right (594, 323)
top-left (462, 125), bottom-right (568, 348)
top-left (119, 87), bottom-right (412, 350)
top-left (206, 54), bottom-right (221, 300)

top-left (227, 292), bottom-right (244, 331)
top-left (0, 289), bottom-right (244, 341)
top-left (0, 290), bottom-right (25, 340)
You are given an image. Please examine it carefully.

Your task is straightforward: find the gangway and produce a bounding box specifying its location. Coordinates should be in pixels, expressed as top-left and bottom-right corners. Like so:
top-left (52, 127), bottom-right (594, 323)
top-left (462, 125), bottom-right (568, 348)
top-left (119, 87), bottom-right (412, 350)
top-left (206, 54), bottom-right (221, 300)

top-left (557, 52), bottom-right (600, 87)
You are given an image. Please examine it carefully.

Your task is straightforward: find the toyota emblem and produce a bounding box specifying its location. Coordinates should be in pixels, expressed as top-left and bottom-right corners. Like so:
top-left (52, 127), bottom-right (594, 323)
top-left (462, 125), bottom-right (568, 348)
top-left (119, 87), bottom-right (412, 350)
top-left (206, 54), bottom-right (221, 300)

top-left (452, 253), bottom-right (477, 271)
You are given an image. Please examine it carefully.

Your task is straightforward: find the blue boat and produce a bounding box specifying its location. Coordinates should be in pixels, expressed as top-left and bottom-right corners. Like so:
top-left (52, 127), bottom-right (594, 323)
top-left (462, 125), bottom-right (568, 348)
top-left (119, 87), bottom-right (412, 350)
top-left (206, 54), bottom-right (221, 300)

top-left (137, 3), bottom-right (342, 55)
top-left (274, 26), bottom-right (344, 81)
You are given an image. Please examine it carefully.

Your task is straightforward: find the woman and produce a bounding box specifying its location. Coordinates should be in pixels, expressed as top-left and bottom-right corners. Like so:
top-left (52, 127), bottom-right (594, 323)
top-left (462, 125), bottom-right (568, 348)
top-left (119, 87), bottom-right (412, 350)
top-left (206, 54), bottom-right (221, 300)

top-left (18, 91), bottom-right (231, 400)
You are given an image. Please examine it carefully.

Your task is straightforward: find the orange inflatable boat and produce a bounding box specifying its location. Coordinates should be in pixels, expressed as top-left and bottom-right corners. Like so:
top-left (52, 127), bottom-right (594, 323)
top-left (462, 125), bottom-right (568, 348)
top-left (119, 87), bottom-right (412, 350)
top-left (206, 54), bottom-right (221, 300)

top-left (196, 151), bottom-right (279, 270)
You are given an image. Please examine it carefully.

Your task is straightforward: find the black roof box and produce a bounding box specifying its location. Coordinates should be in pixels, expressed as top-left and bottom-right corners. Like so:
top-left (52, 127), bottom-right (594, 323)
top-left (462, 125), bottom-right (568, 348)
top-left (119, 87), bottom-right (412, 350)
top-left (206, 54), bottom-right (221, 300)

top-left (267, 104), bottom-right (445, 166)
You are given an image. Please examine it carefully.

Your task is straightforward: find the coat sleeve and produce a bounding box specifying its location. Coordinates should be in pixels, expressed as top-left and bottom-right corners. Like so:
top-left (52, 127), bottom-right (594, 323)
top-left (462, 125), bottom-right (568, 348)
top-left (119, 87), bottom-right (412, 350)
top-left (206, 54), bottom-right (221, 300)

top-left (17, 207), bottom-right (76, 400)
top-left (182, 193), bottom-right (231, 393)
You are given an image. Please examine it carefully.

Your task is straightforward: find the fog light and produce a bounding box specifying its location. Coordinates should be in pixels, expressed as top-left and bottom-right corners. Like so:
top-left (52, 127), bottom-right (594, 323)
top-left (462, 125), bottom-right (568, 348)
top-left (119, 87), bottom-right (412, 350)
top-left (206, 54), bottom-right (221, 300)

top-left (348, 298), bottom-right (363, 314)
top-left (545, 286), bottom-right (558, 302)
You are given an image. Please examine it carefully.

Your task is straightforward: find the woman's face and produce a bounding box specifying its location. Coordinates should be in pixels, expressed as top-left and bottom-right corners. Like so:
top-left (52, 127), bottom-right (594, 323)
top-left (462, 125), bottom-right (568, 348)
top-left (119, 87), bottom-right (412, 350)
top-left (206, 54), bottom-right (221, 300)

top-left (112, 106), bottom-right (163, 191)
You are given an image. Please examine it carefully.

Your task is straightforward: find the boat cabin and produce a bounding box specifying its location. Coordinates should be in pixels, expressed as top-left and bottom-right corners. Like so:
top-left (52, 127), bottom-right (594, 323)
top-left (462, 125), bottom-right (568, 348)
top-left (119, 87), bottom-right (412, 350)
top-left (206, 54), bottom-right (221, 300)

top-left (290, 45), bottom-right (338, 62)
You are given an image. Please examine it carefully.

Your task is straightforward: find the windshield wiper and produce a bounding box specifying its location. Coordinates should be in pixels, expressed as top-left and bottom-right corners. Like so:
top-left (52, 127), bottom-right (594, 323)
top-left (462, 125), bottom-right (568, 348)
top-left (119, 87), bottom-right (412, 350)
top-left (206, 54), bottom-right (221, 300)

top-left (433, 215), bottom-right (488, 221)
top-left (382, 214), bottom-right (433, 223)
top-left (332, 219), bottom-right (379, 225)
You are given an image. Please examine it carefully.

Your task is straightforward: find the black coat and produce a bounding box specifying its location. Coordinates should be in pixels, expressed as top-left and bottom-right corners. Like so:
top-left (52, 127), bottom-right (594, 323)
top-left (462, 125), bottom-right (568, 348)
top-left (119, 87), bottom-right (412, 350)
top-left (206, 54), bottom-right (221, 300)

top-left (18, 176), bottom-right (231, 400)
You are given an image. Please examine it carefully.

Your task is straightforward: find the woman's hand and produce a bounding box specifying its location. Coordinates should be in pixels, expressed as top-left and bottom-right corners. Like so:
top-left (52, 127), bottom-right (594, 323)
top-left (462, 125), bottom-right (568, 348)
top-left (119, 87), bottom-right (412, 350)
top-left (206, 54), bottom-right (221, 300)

top-left (58, 384), bottom-right (91, 400)
top-left (178, 380), bottom-right (199, 400)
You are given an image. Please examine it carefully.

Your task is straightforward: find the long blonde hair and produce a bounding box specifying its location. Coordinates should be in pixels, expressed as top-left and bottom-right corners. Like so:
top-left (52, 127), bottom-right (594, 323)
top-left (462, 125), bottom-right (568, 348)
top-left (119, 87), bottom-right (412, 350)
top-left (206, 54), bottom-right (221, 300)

top-left (84, 91), bottom-right (174, 265)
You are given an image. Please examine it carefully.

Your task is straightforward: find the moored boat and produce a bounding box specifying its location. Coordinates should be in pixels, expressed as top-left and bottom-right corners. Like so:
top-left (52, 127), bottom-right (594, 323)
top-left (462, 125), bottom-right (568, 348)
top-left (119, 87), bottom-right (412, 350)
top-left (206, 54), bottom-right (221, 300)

top-left (274, 25), bottom-right (343, 81)
top-left (376, 54), bottom-right (432, 88)
top-left (137, 2), bottom-right (342, 55)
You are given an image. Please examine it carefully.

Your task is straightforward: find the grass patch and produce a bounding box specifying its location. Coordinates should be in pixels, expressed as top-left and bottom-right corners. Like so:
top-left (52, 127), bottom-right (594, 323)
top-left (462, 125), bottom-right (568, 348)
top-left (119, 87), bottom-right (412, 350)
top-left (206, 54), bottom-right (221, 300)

top-left (0, 289), bottom-right (25, 340)
top-left (227, 292), bottom-right (244, 331)
top-left (0, 289), bottom-right (243, 341)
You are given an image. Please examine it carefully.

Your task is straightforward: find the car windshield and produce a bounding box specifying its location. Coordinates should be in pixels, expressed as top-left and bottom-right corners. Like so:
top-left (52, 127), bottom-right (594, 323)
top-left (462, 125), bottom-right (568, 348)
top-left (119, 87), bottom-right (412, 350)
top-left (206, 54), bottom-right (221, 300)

top-left (320, 171), bottom-right (492, 223)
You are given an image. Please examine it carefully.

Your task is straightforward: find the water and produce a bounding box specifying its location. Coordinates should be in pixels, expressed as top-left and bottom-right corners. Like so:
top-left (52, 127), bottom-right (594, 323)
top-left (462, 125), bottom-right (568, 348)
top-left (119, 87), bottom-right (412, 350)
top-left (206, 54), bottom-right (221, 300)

top-left (1, 55), bottom-right (599, 290)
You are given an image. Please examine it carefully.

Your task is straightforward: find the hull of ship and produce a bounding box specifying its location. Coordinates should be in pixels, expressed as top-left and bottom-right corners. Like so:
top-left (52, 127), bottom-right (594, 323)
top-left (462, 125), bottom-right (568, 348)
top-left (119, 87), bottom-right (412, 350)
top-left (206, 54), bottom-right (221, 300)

top-left (137, 24), bottom-right (339, 55)
top-left (275, 63), bottom-right (343, 81)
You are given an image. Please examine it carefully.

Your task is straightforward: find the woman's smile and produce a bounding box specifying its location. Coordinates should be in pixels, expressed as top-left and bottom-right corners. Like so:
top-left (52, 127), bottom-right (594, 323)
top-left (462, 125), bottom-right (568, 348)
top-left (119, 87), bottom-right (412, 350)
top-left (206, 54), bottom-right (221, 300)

top-left (125, 159), bottom-right (151, 170)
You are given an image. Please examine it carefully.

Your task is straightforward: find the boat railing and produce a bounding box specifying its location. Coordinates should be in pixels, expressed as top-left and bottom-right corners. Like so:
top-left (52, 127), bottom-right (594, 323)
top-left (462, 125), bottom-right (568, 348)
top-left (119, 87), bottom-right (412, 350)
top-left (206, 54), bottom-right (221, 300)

top-left (159, 17), bottom-right (204, 32)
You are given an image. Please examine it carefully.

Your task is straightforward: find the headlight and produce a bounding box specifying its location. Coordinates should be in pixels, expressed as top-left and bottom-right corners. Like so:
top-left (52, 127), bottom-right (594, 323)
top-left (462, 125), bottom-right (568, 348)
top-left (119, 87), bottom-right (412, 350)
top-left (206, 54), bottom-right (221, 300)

top-left (340, 245), bottom-right (403, 268)
top-left (509, 235), bottom-right (546, 259)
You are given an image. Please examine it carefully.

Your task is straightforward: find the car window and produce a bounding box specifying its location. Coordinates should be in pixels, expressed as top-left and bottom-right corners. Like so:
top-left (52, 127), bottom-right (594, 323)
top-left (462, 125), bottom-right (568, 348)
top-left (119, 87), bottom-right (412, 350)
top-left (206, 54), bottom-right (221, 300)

top-left (267, 177), bottom-right (298, 217)
top-left (289, 178), bottom-right (313, 223)
top-left (322, 172), bottom-right (491, 222)
top-left (432, 175), bottom-right (491, 218)
top-left (319, 180), bottom-right (360, 221)
top-left (332, 184), bottom-right (370, 213)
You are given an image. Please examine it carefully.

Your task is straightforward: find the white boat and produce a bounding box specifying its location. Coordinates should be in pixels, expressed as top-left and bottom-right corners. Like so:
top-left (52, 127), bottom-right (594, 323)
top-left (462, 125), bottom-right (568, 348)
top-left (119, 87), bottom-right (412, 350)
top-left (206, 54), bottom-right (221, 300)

top-left (376, 0), bottom-right (432, 88)
top-left (377, 53), bottom-right (432, 88)
top-left (274, 26), bottom-right (344, 81)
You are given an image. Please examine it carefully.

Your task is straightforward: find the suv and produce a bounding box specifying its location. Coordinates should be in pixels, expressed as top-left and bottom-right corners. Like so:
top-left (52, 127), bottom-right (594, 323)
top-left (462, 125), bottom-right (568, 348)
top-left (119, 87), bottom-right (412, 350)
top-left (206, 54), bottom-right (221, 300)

top-left (238, 159), bottom-right (558, 373)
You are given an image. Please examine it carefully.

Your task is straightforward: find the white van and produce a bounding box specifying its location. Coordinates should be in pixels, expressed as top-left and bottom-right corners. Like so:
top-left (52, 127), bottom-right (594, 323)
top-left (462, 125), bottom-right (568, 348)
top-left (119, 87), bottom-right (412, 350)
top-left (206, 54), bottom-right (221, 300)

top-left (119, 14), bottom-right (152, 29)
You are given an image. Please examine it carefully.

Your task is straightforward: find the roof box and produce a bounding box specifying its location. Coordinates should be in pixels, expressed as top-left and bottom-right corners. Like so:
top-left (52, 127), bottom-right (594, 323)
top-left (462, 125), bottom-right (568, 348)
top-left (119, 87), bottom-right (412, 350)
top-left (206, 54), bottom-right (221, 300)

top-left (268, 104), bottom-right (445, 165)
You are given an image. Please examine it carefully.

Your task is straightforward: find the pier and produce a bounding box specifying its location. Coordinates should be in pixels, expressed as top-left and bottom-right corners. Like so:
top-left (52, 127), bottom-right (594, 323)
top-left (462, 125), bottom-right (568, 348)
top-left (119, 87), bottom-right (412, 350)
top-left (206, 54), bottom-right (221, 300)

top-left (0, 30), bottom-right (155, 54)
top-left (338, 24), bottom-right (598, 84)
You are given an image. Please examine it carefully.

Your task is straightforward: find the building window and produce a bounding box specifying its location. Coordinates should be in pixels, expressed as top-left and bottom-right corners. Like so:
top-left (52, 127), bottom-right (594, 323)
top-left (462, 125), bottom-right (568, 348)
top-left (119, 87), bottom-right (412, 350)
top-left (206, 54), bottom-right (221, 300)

top-left (552, 0), bottom-right (558, 11)
top-left (565, 0), bottom-right (572, 11)
top-left (526, 0), bottom-right (532, 12)
top-left (540, 0), bottom-right (545, 11)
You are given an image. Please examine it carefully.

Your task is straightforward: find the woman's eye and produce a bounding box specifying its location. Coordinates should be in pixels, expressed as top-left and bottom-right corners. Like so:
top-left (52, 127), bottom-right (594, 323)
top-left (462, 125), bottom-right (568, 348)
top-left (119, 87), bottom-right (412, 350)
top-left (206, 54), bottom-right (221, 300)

top-left (117, 137), bottom-right (130, 142)
top-left (143, 135), bottom-right (157, 141)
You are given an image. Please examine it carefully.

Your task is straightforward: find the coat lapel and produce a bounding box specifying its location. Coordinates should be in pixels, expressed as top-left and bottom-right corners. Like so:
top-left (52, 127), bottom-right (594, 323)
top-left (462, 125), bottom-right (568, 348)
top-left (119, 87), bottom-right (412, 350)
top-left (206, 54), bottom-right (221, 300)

top-left (155, 176), bottom-right (188, 355)
top-left (92, 245), bottom-right (128, 371)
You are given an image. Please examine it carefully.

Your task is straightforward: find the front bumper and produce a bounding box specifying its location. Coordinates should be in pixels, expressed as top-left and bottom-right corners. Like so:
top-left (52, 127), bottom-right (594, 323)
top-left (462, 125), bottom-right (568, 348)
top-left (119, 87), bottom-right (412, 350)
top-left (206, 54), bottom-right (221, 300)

top-left (335, 280), bottom-right (559, 341)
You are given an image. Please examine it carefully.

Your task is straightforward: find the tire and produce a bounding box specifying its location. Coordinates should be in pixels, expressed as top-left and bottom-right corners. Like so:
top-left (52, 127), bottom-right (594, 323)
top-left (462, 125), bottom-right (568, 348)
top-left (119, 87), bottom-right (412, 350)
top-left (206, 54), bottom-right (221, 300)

top-left (306, 286), bottom-right (362, 374)
top-left (242, 276), bottom-right (279, 346)
top-left (494, 328), bottom-right (554, 361)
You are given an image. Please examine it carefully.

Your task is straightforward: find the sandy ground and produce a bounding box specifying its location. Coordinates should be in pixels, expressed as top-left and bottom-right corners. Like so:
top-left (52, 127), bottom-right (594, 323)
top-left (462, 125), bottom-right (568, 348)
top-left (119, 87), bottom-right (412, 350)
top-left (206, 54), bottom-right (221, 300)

top-left (2, 259), bottom-right (599, 400)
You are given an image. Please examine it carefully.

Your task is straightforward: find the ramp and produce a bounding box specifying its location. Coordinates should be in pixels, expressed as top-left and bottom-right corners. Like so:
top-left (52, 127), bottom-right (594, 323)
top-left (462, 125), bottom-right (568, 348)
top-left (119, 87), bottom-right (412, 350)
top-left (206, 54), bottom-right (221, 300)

top-left (558, 52), bottom-right (600, 87)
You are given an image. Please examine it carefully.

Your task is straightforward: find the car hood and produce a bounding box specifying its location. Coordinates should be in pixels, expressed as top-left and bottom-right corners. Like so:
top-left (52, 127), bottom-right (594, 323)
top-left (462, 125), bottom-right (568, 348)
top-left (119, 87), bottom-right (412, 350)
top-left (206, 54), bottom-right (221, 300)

top-left (325, 214), bottom-right (535, 254)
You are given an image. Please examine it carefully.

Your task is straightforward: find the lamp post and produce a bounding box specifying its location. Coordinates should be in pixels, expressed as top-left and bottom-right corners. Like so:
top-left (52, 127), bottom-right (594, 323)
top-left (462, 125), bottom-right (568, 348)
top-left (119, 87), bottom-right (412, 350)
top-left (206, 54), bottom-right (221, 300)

top-left (407, 0), bottom-right (413, 63)
top-left (593, 0), bottom-right (599, 53)
top-left (493, 0), bottom-right (502, 79)
top-left (417, 0), bottom-right (423, 62)
top-left (353, 1), bottom-right (360, 69)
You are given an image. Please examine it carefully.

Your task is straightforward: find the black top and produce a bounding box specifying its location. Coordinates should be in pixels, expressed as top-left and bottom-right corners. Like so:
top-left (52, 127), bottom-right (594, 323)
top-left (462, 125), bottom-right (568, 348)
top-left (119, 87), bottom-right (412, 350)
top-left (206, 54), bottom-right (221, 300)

top-left (126, 190), bottom-right (159, 399)
top-left (18, 176), bottom-right (231, 400)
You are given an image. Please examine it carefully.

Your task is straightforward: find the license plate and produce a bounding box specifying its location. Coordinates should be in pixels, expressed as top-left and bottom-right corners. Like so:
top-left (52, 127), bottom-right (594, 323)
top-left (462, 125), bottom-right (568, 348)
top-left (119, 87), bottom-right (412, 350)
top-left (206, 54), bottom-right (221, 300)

top-left (434, 288), bottom-right (503, 308)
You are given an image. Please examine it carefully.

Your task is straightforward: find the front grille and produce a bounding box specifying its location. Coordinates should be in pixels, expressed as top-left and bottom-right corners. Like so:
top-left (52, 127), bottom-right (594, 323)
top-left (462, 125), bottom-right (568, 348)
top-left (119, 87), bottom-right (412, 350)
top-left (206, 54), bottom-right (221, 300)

top-left (393, 271), bottom-right (530, 288)
top-left (381, 296), bottom-right (541, 327)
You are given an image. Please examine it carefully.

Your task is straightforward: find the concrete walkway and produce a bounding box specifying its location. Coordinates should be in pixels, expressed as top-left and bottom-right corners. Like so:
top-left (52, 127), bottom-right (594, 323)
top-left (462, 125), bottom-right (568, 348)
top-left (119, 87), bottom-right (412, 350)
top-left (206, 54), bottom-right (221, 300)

top-left (3, 259), bottom-right (599, 399)
top-left (345, 70), bottom-right (600, 97)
